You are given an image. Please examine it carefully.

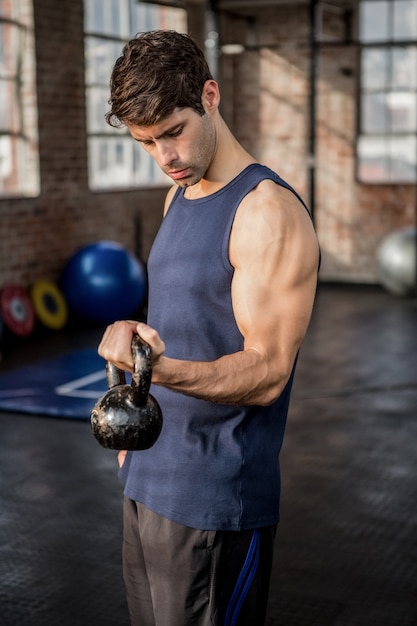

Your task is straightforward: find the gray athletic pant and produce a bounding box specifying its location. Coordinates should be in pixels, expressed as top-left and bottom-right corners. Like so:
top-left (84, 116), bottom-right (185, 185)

top-left (122, 497), bottom-right (277, 626)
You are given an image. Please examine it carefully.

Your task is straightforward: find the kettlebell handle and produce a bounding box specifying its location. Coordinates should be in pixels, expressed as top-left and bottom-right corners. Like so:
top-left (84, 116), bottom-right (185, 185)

top-left (106, 335), bottom-right (152, 404)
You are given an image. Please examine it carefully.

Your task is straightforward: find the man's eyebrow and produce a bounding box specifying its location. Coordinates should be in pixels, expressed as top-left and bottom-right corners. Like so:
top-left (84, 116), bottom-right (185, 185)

top-left (135, 124), bottom-right (183, 142)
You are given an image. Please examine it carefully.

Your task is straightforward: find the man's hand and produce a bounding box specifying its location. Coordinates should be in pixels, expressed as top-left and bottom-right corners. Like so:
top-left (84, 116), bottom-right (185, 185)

top-left (98, 320), bottom-right (166, 372)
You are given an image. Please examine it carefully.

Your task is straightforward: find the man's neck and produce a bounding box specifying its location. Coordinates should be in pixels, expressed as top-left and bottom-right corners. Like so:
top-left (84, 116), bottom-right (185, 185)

top-left (184, 128), bottom-right (256, 200)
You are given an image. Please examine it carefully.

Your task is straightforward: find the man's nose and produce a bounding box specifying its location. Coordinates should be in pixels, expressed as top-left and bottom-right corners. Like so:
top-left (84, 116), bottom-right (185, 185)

top-left (157, 142), bottom-right (178, 167)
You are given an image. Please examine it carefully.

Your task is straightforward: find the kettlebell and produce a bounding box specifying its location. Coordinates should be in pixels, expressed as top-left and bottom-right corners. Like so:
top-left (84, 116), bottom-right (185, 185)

top-left (91, 334), bottom-right (163, 450)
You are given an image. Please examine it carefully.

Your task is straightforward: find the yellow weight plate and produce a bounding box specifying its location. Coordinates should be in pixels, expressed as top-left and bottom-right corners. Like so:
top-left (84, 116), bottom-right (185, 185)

top-left (31, 280), bottom-right (68, 330)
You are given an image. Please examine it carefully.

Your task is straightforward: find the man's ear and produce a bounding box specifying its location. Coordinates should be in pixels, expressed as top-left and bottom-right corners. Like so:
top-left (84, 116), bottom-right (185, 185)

top-left (202, 80), bottom-right (220, 111)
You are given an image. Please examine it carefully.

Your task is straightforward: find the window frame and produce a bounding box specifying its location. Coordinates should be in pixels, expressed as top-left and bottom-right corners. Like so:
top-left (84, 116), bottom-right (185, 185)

top-left (0, 2), bottom-right (39, 198)
top-left (356, 0), bottom-right (417, 184)
top-left (83, 0), bottom-right (187, 191)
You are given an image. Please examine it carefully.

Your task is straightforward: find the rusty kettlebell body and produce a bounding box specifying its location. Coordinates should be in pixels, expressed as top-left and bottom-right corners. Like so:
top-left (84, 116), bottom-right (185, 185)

top-left (91, 335), bottom-right (163, 450)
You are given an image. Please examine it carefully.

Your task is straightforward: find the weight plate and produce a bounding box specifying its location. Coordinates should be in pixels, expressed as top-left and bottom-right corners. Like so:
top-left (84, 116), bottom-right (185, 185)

top-left (31, 280), bottom-right (68, 330)
top-left (0, 285), bottom-right (36, 337)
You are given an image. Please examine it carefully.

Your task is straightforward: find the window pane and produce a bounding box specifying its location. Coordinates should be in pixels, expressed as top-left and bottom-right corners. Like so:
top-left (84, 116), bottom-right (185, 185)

top-left (0, 0), bottom-right (13, 18)
top-left (85, 38), bottom-right (122, 86)
top-left (84, 0), bottom-right (130, 38)
top-left (389, 135), bottom-right (417, 181)
top-left (362, 48), bottom-right (388, 90)
top-left (0, 135), bottom-right (38, 195)
top-left (0, 79), bottom-right (20, 132)
top-left (133, 2), bottom-right (187, 33)
top-left (133, 141), bottom-right (170, 185)
top-left (0, 135), bottom-right (13, 185)
top-left (0, 22), bottom-right (19, 78)
top-left (391, 46), bottom-right (417, 89)
top-left (357, 134), bottom-right (417, 183)
top-left (88, 137), bottom-right (131, 188)
top-left (393, 0), bottom-right (417, 40)
top-left (88, 137), bottom-right (170, 189)
top-left (361, 93), bottom-right (389, 133)
top-left (357, 135), bottom-right (390, 181)
top-left (359, 1), bottom-right (389, 42)
top-left (387, 92), bottom-right (417, 132)
top-left (135, 2), bottom-right (165, 31)
top-left (84, 0), bottom-right (105, 33)
top-left (86, 86), bottom-right (118, 133)
top-left (111, 0), bottom-right (122, 37)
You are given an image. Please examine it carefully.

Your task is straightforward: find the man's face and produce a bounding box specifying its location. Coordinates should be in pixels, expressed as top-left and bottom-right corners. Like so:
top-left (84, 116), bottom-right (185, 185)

top-left (127, 108), bottom-right (217, 188)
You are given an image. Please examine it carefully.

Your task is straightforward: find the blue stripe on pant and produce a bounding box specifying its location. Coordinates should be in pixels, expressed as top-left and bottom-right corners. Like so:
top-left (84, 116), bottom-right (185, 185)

top-left (225, 530), bottom-right (260, 626)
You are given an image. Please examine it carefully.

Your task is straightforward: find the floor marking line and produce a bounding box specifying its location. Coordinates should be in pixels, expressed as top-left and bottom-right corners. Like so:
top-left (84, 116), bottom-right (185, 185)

top-left (55, 370), bottom-right (106, 399)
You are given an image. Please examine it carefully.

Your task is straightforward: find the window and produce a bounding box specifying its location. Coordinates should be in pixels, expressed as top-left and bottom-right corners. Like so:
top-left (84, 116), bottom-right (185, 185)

top-left (84, 0), bottom-right (187, 190)
top-left (357, 0), bottom-right (417, 183)
top-left (0, 0), bottom-right (39, 197)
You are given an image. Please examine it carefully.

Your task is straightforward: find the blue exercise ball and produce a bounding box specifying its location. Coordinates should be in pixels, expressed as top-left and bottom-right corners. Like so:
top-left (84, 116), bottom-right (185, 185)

top-left (62, 241), bottom-right (147, 324)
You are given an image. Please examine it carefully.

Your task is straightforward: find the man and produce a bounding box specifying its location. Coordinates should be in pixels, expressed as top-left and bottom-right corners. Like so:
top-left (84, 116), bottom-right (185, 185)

top-left (98, 30), bottom-right (319, 626)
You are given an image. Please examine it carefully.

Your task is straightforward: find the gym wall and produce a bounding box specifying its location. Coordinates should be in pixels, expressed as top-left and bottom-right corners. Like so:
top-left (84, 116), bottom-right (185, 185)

top-left (0, 0), bottom-right (415, 290)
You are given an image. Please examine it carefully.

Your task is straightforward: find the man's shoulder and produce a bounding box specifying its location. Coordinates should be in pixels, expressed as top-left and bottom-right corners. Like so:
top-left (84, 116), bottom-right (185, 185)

top-left (240, 176), bottom-right (306, 216)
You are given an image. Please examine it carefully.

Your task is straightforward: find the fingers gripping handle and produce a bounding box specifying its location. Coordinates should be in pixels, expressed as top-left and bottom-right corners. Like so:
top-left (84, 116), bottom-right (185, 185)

top-left (105, 334), bottom-right (151, 399)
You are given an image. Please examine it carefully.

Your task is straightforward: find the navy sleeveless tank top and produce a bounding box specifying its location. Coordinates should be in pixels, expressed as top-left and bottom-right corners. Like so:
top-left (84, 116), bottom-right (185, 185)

top-left (120, 164), bottom-right (308, 530)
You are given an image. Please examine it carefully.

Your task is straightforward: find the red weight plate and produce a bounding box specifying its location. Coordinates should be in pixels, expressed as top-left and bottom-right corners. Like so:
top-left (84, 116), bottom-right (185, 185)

top-left (0, 285), bottom-right (36, 337)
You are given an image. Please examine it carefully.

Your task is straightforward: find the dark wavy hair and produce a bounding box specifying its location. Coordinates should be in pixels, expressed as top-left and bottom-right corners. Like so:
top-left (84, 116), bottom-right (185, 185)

top-left (105, 30), bottom-right (213, 128)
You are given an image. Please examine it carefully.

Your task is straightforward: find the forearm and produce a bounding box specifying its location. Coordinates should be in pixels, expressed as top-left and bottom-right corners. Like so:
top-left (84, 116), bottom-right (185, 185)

top-left (151, 348), bottom-right (292, 406)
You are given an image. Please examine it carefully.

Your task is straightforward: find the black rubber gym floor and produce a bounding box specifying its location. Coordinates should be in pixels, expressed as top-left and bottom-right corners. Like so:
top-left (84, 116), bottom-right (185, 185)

top-left (0, 283), bottom-right (416, 625)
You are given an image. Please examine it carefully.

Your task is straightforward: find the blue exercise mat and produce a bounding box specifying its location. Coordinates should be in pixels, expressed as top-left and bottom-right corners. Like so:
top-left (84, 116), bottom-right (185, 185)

top-left (0, 349), bottom-right (109, 420)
